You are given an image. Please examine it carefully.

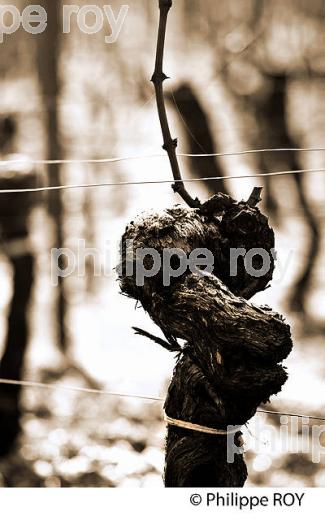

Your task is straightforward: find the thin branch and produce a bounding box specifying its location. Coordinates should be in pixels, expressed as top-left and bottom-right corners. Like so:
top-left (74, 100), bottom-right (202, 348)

top-left (132, 327), bottom-right (181, 352)
top-left (151, 0), bottom-right (200, 208)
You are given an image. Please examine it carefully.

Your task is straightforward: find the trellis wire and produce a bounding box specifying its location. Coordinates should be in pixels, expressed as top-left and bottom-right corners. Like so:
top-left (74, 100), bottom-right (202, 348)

top-left (0, 147), bottom-right (325, 167)
top-left (0, 377), bottom-right (160, 401)
top-left (0, 167), bottom-right (325, 194)
top-left (0, 377), bottom-right (324, 423)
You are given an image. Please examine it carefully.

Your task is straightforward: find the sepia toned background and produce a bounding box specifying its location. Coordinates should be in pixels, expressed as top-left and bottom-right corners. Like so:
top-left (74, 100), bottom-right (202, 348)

top-left (0, 0), bottom-right (325, 487)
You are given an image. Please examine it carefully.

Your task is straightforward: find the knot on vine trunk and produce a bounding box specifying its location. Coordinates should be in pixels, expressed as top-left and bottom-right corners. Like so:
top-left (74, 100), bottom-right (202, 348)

top-left (118, 191), bottom-right (292, 487)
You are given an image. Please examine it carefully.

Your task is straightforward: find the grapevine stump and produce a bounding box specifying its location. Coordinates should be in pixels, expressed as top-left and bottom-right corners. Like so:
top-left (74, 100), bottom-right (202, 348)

top-left (119, 191), bottom-right (292, 487)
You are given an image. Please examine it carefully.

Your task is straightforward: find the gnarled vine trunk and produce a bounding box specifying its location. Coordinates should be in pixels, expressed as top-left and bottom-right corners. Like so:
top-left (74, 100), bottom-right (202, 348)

top-left (119, 191), bottom-right (292, 487)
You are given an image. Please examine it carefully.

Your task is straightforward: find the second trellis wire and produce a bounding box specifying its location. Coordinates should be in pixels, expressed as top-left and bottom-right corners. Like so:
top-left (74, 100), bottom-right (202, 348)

top-left (0, 378), bottom-right (324, 423)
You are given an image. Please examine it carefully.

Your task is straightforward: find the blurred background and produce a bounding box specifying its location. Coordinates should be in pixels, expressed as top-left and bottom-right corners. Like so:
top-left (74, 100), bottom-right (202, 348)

top-left (0, 0), bottom-right (325, 487)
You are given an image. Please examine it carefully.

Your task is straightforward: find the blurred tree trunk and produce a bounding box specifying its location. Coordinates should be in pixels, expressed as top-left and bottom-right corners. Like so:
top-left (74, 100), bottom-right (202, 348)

top-left (0, 254), bottom-right (34, 455)
top-left (37, 0), bottom-right (67, 350)
top-left (170, 84), bottom-right (228, 195)
top-left (0, 161), bottom-right (37, 455)
top-left (255, 74), bottom-right (320, 315)
top-left (253, 78), bottom-right (282, 221)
